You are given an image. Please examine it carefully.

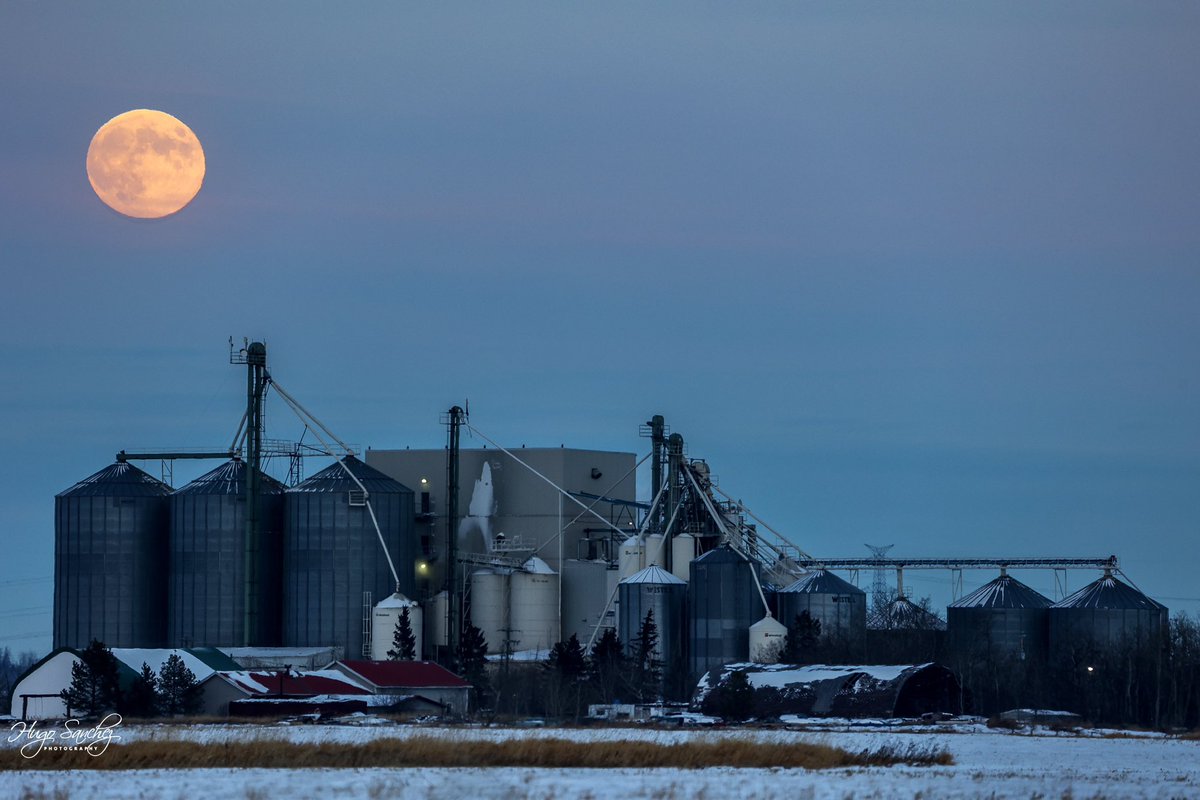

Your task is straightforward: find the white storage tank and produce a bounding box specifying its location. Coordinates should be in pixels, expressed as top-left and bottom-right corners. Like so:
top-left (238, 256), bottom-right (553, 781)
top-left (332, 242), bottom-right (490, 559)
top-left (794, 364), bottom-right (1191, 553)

top-left (510, 556), bottom-right (560, 654)
top-left (371, 592), bottom-right (423, 660)
top-left (645, 534), bottom-right (666, 568)
top-left (671, 533), bottom-right (696, 582)
top-left (469, 569), bottom-right (510, 654)
top-left (749, 615), bottom-right (788, 663)
top-left (426, 591), bottom-right (449, 648)
top-left (619, 536), bottom-right (645, 579)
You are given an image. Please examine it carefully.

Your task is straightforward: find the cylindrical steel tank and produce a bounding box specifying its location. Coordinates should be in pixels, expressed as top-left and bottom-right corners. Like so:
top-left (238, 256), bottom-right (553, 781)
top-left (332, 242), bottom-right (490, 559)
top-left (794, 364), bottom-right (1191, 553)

top-left (509, 556), bottom-right (559, 653)
top-left (777, 569), bottom-right (867, 652)
top-left (687, 545), bottom-right (762, 680)
top-left (618, 565), bottom-right (686, 677)
top-left (283, 455), bottom-right (415, 660)
top-left (749, 614), bottom-right (788, 662)
top-left (469, 568), bottom-right (510, 654)
top-left (670, 533), bottom-right (696, 582)
top-left (947, 572), bottom-right (1050, 663)
top-left (169, 459), bottom-right (286, 648)
top-left (54, 461), bottom-right (172, 649)
top-left (370, 592), bottom-right (423, 660)
top-left (1049, 571), bottom-right (1168, 660)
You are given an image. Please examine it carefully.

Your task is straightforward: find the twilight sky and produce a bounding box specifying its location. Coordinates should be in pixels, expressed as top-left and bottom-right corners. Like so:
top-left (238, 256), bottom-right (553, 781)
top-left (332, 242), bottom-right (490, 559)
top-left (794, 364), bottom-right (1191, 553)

top-left (2, 3), bottom-right (1198, 654)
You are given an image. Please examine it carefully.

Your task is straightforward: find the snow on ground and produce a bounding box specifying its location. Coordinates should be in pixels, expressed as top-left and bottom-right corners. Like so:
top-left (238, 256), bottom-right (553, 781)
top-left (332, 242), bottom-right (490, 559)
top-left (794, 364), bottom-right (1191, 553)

top-left (4, 720), bottom-right (1198, 799)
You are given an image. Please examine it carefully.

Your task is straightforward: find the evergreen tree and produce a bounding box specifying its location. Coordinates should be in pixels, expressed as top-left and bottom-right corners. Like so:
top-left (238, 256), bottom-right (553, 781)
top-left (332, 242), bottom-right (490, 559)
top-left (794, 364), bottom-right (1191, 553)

top-left (783, 611), bottom-right (822, 663)
top-left (704, 669), bottom-right (755, 721)
top-left (60, 639), bottom-right (121, 718)
top-left (123, 662), bottom-right (161, 718)
top-left (545, 634), bottom-right (587, 719)
top-left (158, 654), bottom-right (201, 716)
top-left (588, 627), bottom-right (625, 703)
top-left (628, 609), bottom-right (663, 702)
top-left (456, 621), bottom-right (490, 709)
top-left (387, 607), bottom-right (418, 661)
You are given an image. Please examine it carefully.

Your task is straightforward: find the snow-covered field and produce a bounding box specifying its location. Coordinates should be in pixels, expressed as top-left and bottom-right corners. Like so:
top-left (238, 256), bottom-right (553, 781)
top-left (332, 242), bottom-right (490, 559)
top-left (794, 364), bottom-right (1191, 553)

top-left (4, 719), bottom-right (1198, 799)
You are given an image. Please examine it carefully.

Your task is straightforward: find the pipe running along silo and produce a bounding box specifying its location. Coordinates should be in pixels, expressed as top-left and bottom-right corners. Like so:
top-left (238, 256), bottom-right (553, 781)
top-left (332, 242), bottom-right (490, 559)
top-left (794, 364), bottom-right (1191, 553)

top-left (618, 565), bottom-right (686, 692)
top-left (169, 459), bottom-right (286, 648)
top-left (55, 461), bottom-right (171, 648)
top-left (947, 571), bottom-right (1050, 663)
top-left (688, 545), bottom-right (763, 681)
top-left (777, 569), bottom-right (867, 660)
top-left (1048, 570), bottom-right (1168, 661)
top-left (283, 455), bottom-right (415, 660)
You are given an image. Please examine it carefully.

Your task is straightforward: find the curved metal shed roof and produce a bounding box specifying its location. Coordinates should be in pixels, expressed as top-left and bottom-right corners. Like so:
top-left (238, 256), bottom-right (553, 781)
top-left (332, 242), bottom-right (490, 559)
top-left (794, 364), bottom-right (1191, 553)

top-left (173, 458), bottom-right (286, 496)
top-left (57, 461), bottom-right (172, 498)
top-left (781, 569), bottom-right (864, 596)
top-left (288, 454), bottom-right (411, 494)
top-left (949, 574), bottom-right (1051, 609)
top-left (1051, 573), bottom-right (1166, 611)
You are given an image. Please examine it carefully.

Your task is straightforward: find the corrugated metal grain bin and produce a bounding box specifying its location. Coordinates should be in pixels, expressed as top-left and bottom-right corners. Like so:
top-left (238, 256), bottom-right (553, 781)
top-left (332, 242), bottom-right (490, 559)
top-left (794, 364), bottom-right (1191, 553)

top-left (283, 455), bottom-right (415, 660)
top-left (687, 545), bottom-right (761, 681)
top-left (54, 462), bottom-right (171, 648)
top-left (619, 565), bottom-right (687, 681)
top-left (947, 572), bottom-right (1050, 663)
top-left (777, 569), bottom-right (867, 655)
top-left (1049, 571), bottom-right (1168, 660)
top-left (169, 459), bottom-right (286, 648)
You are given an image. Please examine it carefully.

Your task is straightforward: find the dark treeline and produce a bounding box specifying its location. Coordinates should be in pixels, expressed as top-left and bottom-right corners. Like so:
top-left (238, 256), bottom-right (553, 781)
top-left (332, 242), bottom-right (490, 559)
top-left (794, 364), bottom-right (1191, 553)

top-left (950, 614), bottom-right (1200, 729)
top-left (471, 610), bottom-right (673, 720)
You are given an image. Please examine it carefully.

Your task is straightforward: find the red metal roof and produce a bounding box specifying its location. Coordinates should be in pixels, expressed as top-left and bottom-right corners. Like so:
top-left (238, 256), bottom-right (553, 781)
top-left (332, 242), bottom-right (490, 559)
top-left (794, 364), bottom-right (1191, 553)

top-left (223, 670), bottom-right (370, 696)
top-left (338, 660), bottom-right (470, 688)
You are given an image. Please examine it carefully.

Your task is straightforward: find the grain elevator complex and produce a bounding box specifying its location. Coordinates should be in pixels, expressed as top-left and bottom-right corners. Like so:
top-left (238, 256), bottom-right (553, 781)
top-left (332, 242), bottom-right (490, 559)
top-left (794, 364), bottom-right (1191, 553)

top-left (51, 342), bottom-right (1171, 712)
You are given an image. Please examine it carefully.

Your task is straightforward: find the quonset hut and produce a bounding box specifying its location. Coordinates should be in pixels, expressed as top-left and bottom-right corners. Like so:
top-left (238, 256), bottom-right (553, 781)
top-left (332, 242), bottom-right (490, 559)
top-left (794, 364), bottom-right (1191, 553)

top-left (1049, 571), bottom-right (1168, 660)
top-left (168, 459), bottom-right (286, 648)
top-left (54, 462), bottom-right (171, 648)
top-left (283, 455), bottom-right (415, 660)
top-left (947, 572), bottom-right (1051, 663)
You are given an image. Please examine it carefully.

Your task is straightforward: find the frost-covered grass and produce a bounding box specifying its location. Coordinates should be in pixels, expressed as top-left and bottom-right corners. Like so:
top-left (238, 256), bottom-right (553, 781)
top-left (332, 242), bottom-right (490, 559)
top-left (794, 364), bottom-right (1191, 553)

top-left (3, 720), bottom-right (1197, 799)
top-left (0, 735), bottom-right (950, 771)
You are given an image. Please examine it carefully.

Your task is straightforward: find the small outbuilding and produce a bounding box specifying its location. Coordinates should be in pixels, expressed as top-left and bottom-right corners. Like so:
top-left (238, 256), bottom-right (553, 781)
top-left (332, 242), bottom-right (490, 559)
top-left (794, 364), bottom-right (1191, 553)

top-left (333, 660), bottom-right (472, 716)
top-left (694, 662), bottom-right (961, 719)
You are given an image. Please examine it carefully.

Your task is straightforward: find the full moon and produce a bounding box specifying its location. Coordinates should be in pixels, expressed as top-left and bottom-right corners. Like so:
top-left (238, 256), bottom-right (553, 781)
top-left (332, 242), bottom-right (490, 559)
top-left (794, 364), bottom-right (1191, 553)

top-left (86, 109), bottom-right (206, 219)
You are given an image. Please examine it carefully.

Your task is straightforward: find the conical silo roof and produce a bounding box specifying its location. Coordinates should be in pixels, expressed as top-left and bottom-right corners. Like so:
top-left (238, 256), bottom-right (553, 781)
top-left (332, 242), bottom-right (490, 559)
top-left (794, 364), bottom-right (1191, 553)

top-left (873, 597), bottom-right (947, 630)
top-left (58, 461), bottom-right (172, 497)
top-left (781, 569), bottom-right (864, 596)
top-left (621, 565), bottom-right (686, 585)
top-left (1051, 573), bottom-right (1166, 611)
top-left (173, 459), bottom-right (286, 496)
top-left (289, 454), bottom-right (411, 494)
top-left (693, 544), bottom-right (750, 565)
top-left (950, 574), bottom-right (1051, 609)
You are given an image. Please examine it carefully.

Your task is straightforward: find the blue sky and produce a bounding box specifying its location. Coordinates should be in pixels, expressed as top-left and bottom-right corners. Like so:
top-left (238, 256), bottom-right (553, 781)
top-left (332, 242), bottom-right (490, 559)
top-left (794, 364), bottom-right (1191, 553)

top-left (2, 4), bottom-right (1198, 654)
